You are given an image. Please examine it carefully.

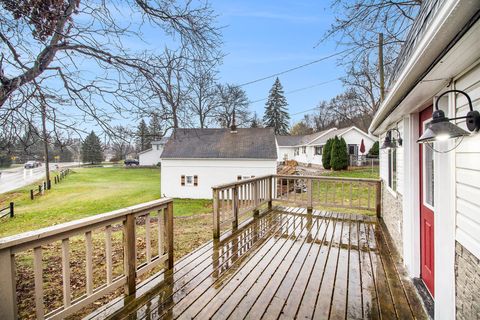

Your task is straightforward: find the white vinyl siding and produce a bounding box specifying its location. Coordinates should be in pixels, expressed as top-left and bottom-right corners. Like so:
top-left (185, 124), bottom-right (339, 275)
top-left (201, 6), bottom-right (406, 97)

top-left (454, 62), bottom-right (480, 259)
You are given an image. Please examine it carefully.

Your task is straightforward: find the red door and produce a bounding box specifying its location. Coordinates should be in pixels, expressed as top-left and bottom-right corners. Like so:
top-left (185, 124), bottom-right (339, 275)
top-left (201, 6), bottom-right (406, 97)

top-left (419, 106), bottom-right (434, 297)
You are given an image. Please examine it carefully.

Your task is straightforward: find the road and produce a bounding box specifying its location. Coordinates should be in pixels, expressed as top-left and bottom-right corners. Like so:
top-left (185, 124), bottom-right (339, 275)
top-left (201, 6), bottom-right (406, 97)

top-left (0, 162), bottom-right (80, 194)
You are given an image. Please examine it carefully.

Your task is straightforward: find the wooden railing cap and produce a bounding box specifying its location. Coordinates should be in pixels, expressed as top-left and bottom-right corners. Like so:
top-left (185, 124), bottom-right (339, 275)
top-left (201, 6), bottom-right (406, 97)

top-left (212, 175), bottom-right (272, 190)
top-left (0, 198), bottom-right (173, 250)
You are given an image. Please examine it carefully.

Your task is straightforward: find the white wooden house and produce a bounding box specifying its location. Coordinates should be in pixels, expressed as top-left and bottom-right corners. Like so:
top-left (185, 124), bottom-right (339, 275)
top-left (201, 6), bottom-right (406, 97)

top-left (276, 126), bottom-right (376, 166)
top-left (138, 137), bottom-right (169, 166)
top-left (160, 127), bottom-right (277, 199)
top-left (369, 1), bottom-right (480, 318)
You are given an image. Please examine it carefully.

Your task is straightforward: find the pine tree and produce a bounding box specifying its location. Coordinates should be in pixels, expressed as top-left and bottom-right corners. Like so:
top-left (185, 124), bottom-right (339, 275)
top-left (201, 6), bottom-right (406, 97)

top-left (136, 119), bottom-right (150, 151)
top-left (368, 141), bottom-right (379, 157)
top-left (330, 136), bottom-right (349, 170)
top-left (322, 138), bottom-right (334, 170)
top-left (250, 112), bottom-right (261, 128)
top-left (263, 77), bottom-right (290, 134)
top-left (149, 113), bottom-right (163, 142)
top-left (82, 131), bottom-right (103, 164)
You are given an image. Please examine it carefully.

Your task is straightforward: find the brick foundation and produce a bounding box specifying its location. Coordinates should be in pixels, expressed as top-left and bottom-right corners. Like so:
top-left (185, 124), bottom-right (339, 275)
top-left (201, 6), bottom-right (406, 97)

top-left (455, 241), bottom-right (480, 320)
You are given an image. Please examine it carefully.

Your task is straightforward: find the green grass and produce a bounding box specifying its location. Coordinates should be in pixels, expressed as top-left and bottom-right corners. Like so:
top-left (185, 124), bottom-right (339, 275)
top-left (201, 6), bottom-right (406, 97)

top-left (321, 166), bottom-right (380, 179)
top-left (0, 167), bottom-right (211, 237)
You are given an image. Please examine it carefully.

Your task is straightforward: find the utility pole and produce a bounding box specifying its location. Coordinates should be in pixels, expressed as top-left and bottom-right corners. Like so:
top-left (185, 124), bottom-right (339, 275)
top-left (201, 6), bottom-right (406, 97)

top-left (378, 33), bottom-right (385, 102)
top-left (40, 100), bottom-right (51, 189)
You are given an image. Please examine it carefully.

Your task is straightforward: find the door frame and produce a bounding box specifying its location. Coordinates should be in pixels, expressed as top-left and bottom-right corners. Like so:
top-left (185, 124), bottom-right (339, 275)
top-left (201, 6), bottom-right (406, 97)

top-left (419, 106), bottom-right (435, 297)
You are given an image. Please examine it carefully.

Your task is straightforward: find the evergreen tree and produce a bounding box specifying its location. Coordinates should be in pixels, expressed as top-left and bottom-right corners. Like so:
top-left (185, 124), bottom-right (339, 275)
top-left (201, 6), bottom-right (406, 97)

top-left (330, 136), bottom-right (349, 170)
top-left (136, 119), bottom-right (150, 151)
top-left (263, 78), bottom-right (290, 134)
top-left (82, 131), bottom-right (103, 164)
top-left (149, 113), bottom-right (163, 143)
top-left (250, 112), bottom-right (261, 128)
top-left (368, 141), bottom-right (379, 157)
top-left (322, 138), bottom-right (334, 170)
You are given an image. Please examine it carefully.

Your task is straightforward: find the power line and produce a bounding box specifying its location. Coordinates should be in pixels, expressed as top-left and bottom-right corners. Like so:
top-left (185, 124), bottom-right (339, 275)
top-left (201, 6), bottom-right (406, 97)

top-left (249, 78), bottom-right (340, 104)
top-left (238, 49), bottom-right (350, 87)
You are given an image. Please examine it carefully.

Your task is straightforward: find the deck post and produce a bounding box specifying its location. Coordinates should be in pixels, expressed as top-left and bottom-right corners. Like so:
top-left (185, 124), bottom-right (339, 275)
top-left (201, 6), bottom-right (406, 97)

top-left (124, 213), bottom-right (136, 295)
top-left (376, 180), bottom-right (382, 218)
top-left (307, 178), bottom-right (313, 213)
top-left (232, 186), bottom-right (239, 229)
top-left (0, 249), bottom-right (17, 319)
top-left (213, 189), bottom-right (220, 238)
top-left (165, 201), bottom-right (174, 270)
top-left (253, 180), bottom-right (259, 216)
top-left (267, 176), bottom-right (273, 210)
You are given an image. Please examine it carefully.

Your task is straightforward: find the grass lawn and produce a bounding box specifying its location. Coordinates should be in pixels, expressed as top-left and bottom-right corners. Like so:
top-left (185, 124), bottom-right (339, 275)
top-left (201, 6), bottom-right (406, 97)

top-left (321, 166), bottom-right (380, 179)
top-left (0, 167), bottom-right (211, 237)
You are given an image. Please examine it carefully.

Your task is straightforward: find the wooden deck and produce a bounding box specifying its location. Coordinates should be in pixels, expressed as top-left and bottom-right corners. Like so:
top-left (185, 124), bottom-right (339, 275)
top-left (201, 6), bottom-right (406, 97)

top-left (89, 207), bottom-right (427, 320)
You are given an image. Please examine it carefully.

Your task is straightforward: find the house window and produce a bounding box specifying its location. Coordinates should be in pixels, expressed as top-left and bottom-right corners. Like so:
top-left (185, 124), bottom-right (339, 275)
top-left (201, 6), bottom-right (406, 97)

top-left (423, 142), bottom-right (434, 207)
top-left (237, 175), bottom-right (255, 180)
top-left (387, 148), bottom-right (397, 191)
top-left (156, 145), bottom-right (160, 150)
top-left (348, 144), bottom-right (357, 155)
top-left (294, 148), bottom-right (299, 156)
top-left (314, 146), bottom-right (323, 155)
top-left (182, 175), bottom-right (198, 186)
top-left (302, 146), bottom-right (306, 154)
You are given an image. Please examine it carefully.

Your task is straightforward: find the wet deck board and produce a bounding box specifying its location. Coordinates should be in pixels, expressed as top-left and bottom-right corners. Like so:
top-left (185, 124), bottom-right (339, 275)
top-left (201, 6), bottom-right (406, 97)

top-left (92, 207), bottom-right (427, 320)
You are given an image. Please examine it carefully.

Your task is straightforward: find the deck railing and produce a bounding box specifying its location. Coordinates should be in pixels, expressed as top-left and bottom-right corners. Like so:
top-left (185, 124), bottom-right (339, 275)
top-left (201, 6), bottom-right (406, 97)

top-left (212, 175), bottom-right (272, 238)
top-left (212, 175), bottom-right (381, 238)
top-left (0, 198), bottom-right (174, 320)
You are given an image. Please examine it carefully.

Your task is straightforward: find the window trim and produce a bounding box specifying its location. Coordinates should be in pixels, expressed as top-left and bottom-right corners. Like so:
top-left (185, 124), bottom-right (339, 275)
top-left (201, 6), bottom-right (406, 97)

top-left (422, 117), bottom-right (435, 211)
top-left (387, 147), bottom-right (397, 194)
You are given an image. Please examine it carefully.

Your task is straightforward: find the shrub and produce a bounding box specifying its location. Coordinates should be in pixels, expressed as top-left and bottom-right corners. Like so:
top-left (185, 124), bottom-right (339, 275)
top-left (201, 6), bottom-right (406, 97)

top-left (322, 138), bottom-right (334, 170)
top-left (330, 136), bottom-right (349, 170)
top-left (368, 141), bottom-right (379, 157)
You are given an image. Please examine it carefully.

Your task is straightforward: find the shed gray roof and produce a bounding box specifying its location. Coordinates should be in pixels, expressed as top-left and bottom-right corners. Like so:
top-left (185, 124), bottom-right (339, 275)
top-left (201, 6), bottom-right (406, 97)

top-left (161, 128), bottom-right (277, 159)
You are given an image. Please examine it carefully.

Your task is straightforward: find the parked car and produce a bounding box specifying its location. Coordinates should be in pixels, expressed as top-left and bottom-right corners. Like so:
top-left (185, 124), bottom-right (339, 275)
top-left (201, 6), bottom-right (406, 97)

top-left (124, 159), bottom-right (139, 166)
top-left (24, 161), bottom-right (39, 169)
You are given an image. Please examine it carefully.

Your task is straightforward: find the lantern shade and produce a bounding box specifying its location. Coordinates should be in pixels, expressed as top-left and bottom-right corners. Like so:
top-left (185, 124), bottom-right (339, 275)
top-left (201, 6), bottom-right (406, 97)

top-left (417, 120), bottom-right (470, 143)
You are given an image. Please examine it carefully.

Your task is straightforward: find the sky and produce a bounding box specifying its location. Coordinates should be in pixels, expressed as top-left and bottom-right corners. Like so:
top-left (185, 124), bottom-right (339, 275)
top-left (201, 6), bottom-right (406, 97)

top-left (210, 0), bottom-right (345, 125)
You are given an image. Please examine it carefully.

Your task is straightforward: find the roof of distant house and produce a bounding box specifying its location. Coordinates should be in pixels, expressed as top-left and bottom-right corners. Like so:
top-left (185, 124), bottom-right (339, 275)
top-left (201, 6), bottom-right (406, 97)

top-left (276, 126), bottom-right (374, 147)
top-left (276, 128), bottom-right (334, 146)
top-left (161, 128), bottom-right (277, 159)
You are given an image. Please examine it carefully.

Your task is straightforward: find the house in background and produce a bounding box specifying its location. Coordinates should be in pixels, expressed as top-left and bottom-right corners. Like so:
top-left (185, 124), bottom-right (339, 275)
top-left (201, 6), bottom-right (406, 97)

top-left (276, 126), bottom-right (376, 166)
top-left (160, 126), bottom-right (277, 199)
top-left (369, 0), bottom-right (480, 318)
top-left (138, 137), bottom-right (169, 166)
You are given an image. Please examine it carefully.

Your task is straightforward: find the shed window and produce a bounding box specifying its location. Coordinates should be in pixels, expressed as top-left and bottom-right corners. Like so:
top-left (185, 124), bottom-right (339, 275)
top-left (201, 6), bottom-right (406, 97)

top-left (314, 146), bottom-right (323, 155)
top-left (387, 148), bottom-right (397, 191)
top-left (302, 146), bottom-right (306, 154)
top-left (182, 175), bottom-right (196, 186)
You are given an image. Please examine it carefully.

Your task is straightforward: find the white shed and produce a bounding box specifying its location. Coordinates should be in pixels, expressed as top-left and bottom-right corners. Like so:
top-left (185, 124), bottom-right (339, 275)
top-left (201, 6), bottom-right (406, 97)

top-left (138, 138), bottom-right (168, 166)
top-left (160, 127), bottom-right (277, 199)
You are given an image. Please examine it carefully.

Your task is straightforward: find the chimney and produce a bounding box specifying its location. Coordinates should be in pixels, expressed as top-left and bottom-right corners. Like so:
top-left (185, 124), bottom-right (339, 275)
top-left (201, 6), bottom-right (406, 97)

top-left (230, 108), bottom-right (237, 133)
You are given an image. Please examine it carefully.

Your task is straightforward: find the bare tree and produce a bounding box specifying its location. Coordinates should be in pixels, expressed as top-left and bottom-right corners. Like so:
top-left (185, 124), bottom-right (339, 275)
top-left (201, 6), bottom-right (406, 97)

top-left (320, 0), bottom-right (421, 72)
top-left (186, 63), bottom-right (219, 128)
top-left (0, 0), bottom-right (222, 139)
top-left (109, 126), bottom-right (135, 160)
top-left (214, 84), bottom-right (250, 128)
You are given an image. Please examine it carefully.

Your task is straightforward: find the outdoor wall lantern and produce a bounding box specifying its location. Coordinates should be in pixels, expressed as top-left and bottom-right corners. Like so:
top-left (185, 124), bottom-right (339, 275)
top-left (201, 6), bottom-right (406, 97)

top-left (417, 90), bottom-right (480, 143)
top-left (381, 128), bottom-right (403, 149)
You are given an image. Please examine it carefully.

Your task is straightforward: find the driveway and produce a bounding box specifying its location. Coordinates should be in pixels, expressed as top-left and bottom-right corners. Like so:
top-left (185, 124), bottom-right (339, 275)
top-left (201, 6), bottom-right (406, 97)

top-left (0, 162), bottom-right (80, 194)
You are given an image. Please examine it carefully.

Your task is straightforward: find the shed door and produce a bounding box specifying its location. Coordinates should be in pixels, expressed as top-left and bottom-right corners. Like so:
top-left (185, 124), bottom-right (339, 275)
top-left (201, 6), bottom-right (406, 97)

top-left (419, 106), bottom-right (435, 297)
